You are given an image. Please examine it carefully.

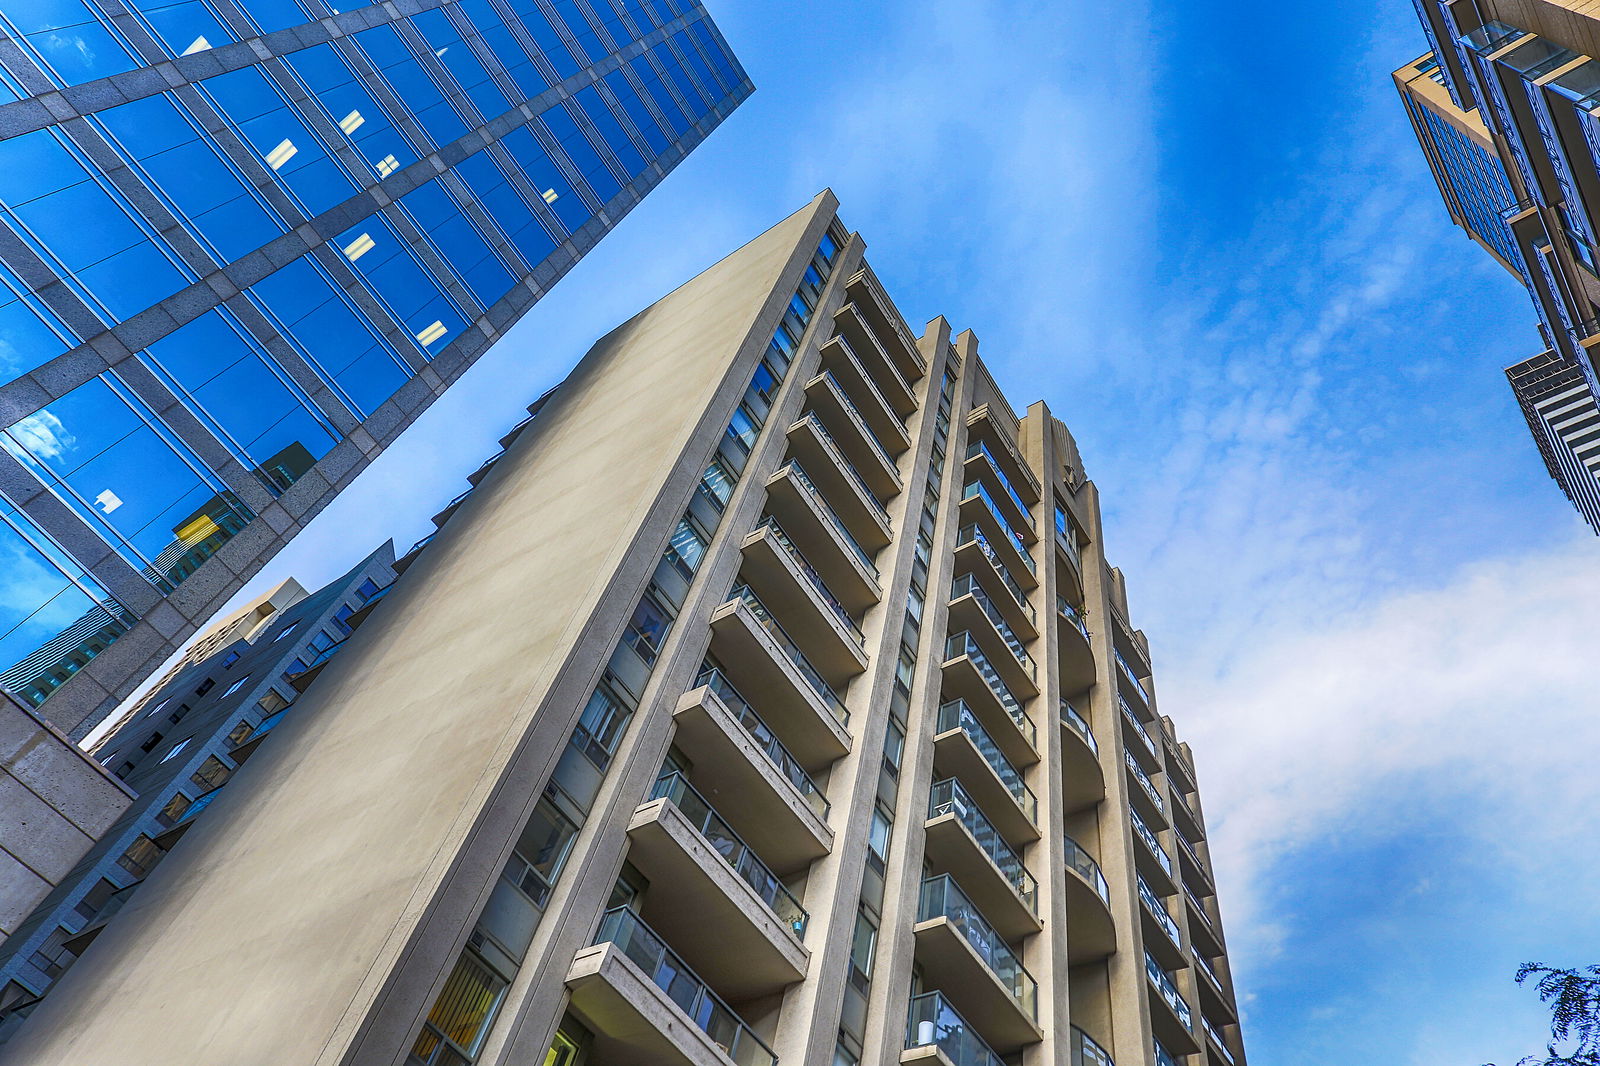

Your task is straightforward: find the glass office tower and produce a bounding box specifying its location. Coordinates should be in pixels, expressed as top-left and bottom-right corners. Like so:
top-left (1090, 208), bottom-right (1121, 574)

top-left (0, 0), bottom-right (750, 736)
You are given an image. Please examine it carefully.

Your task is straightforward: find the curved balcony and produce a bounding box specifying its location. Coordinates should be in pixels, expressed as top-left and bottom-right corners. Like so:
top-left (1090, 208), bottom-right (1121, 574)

top-left (1063, 835), bottom-right (1115, 962)
top-left (1059, 701), bottom-right (1105, 812)
top-left (740, 519), bottom-right (868, 685)
top-left (902, 991), bottom-right (1005, 1066)
top-left (787, 413), bottom-right (893, 548)
top-left (942, 633), bottom-right (1037, 769)
top-left (949, 575), bottom-right (1038, 697)
top-left (913, 875), bottom-right (1041, 1051)
top-left (933, 700), bottom-right (1039, 843)
top-left (1056, 596), bottom-right (1095, 696)
top-left (924, 778), bottom-right (1040, 940)
top-left (817, 333), bottom-right (910, 452)
top-left (567, 907), bottom-right (778, 1066)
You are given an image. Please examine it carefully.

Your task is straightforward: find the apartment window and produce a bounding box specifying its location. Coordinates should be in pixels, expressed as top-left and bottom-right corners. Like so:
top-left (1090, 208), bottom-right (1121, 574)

top-left (742, 360), bottom-right (780, 423)
top-left (114, 761), bottom-right (134, 779)
top-left (222, 650), bottom-right (241, 668)
top-left (906, 584), bottom-right (924, 626)
top-left (257, 690), bottom-right (290, 715)
top-left (27, 928), bottom-right (77, 980)
top-left (834, 1043), bottom-right (861, 1066)
top-left (662, 516), bottom-right (709, 580)
top-left (195, 678), bottom-right (215, 696)
top-left (699, 456), bottom-right (737, 511)
top-left (139, 731), bottom-right (164, 753)
top-left (118, 836), bottom-right (165, 879)
top-left (72, 879), bottom-right (119, 923)
top-left (159, 737), bottom-right (191, 763)
top-left (308, 631), bottom-right (337, 654)
top-left (620, 594), bottom-right (672, 665)
top-left (545, 1030), bottom-right (582, 1066)
top-left (155, 792), bottom-right (192, 827)
top-left (331, 604), bottom-right (356, 633)
top-left (357, 578), bottom-right (380, 601)
top-left (408, 950), bottom-right (507, 1066)
top-left (190, 756), bottom-right (232, 792)
top-left (866, 803), bottom-right (892, 872)
top-left (508, 797), bottom-right (579, 906)
top-left (847, 907), bottom-right (877, 993)
top-left (222, 675), bottom-right (250, 698)
top-left (225, 721), bottom-right (254, 747)
top-left (571, 684), bottom-right (629, 769)
top-left (167, 702), bottom-right (191, 724)
top-left (883, 718), bottom-right (905, 781)
top-left (724, 405), bottom-right (760, 458)
top-left (894, 642), bottom-right (917, 695)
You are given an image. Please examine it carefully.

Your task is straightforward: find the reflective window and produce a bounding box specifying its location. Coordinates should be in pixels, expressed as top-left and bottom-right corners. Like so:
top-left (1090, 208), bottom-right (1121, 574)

top-left (453, 151), bottom-right (557, 268)
top-left (11, 3), bottom-right (140, 85)
top-left (127, 0), bottom-right (233, 58)
top-left (573, 85), bottom-right (645, 178)
top-left (629, 54), bottom-right (691, 137)
top-left (199, 65), bottom-right (359, 216)
top-left (672, 30), bottom-right (722, 104)
top-left (618, 0), bottom-right (654, 36)
top-left (0, 263), bottom-right (76, 388)
top-left (589, 0), bottom-right (630, 52)
top-left (333, 213), bottom-right (469, 358)
top-left (550, 0), bottom-right (601, 62)
top-left (508, 0), bottom-right (582, 80)
top-left (0, 495), bottom-right (136, 709)
top-left (282, 44), bottom-right (420, 182)
top-left (457, 0), bottom-right (549, 101)
top-left (603, 70), bottom-right (670, 155)
top-left (0, 129), bottom-right (188, 319)
top-left (498, 127), bottom-right (589, 233)
top-left (653, 40), bottom-right (710, 121)
top-left (398, 177), bottom-right (516, 309)
top-left (687, 20), bottom-right (739, 94)
top-left (0, 374), bottom-right (252, 588)
top-left (248, 258), bottom-right (411, 418)
top-left (93, 93), bottom-right (285, 262)
top-left (411, 9), bottom-right (511, 120)
top-left (352, 24), bottom-right (469, 147)
top-left (234, 0), bottom-right (310, 34)
top-left (539, 102), bottom-right (620, 203)
top-left (138, 309), bottom-right (339, 489)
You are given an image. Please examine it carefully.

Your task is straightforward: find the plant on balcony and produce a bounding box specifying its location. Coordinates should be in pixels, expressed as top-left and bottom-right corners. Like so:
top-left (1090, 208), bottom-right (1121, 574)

top-left (1486, 964), bottom-right (1600, 1066)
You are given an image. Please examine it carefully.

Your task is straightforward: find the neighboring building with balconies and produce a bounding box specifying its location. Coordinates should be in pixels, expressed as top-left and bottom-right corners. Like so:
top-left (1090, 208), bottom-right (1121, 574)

top-left (2, 193), bottom-right (1248, 1066)
top-left (1397, 1), bottom-right (1600, 533)
top-left (0, 0), bottom-right (752, 742)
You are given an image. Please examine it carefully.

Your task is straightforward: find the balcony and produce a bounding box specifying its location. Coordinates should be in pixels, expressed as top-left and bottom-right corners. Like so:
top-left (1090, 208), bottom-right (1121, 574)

top-left (901, 991), bottom-right (1005, 1066)
top-left (946, 580), bottom-right (1038, 698)
top-left (1139, 875), bottom-right (1185, 970)
top-left (941, 633), bottom-right (1037, 769)
top-left (1114, 647), bottom-right (1151, 709)
top-left (932, 700), bottom-right (1039, 843)
top-left (1130, 806), bottom-right (1177, 895)
top-left (740, 520), bottom-right (868, 684)
top-left (1177, 832), bottom-right (1214, 895)
top-left (959, 483), bottom-right (1037, 583)
top-left (1055, 515), bottom-right (1084, 599)
top-left (1185, 888), bottom-right (1225, 957)
top-left (567, 907), bottom-right (778, 1066)
top-left (913, 876), bottom-right (1041, 1051)
top-left (707, 594), bottom-right (851, 768)
top-left (787, 414), bottom-right (893, 548)
top-left (764, 461), bottom-right (880, 611)
top-left (1058, 701), bottom-right (1104, 812)
top-left (817, 333), bottom-right (910, 453)
top-left (1121, 699), bottom-right (1160, 771)
top-left (1063, 835), bottom-right (1115, 962)
top-left (673, 678), bottom-right (832, 872)
top-left (803, 371), bottom-right (902, 496)
top-left (953, 527), bottom-right (1035, 632)
top-left (1145, 951), bottom-right (1199, 1053)
top-left (924, 778), bottom-right (1040, 940)
top-left (1125, 750), bottom-right (1166, 821)
top-left (965, 405), bottom-right (1041, 503)
top-left (626, 774), bottom-right (808, 996)
top-left (1193, 948), bottom-right (1236, 1022)
top-left (1171, 785), bottom-right (1204, 843)
top-left (1073, 1026), bottom-right (1115, 1066)
top-left (1203, 1015), bottom-right (1238, 1066)
top-left (963, 441), bottom-right (1035, 536)
top-left (1057, 596), bottom-right (1094, 696)
top-left (832, 302), bottom-right (916, 415)
top-left (845, 267), bottom-right (927, 383)
top-left (288, 637), bottom-right (347, 692)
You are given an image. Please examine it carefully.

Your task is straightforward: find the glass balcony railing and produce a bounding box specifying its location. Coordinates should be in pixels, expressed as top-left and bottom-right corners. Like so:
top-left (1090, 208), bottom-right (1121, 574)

top-left (1178, 833), bottom-right (1208, 877)
top-left (966, 439), bottom-right (1032, 518)
top-left (1064, 835), bottom-right (1110, 905)
top-left (798, 412), bottom-right (889, 523)
top-left (593, 907), bottom-right (777, 1066)
top-left (1125, 751), bottom-right (1165, 813)
top-left (782, 460), bottom-right (878, 575)
top-left (819, 370), bottom-right (896, 470)
top-left (1057, 596), bottom-right (1090, 643)
top-left (1121, 699), bottom-right (1158, 758)
top-left (731, 584), bottom-right (849, 726)
top-left (1055, 512), bottom-right (1082, 572)
top-left (936, 700), bottom-right (1037, 823)
top-left (757, 517), bottom-right (864, 646)
top-left (1203, 1016), bottom-right (1237, 1065)
top-left (952, 574), bottom-right (1034, 676)
top-left (1145, 951), bottom-right (1193, 1029)
top-left (696, 668), bottom-right (829, 817)
top-left (1138, 876), bottom-right (1181, 947)
top-left (1130, 806), bottom-right (1173, 876)
top-left (1061, 701), bottom-right (1098, 756)
top-left (929, 778), bottom-right (1038, 912)
top-left (1072, 1025), bottom-right (1115, 1066)
top-left (651, 773), bottom-right (808, 937)
top-left (1114, 648), bottom-right (1150, 703)
top-left (1193, 947), bottom-right (1225, 992)
top-left (175, 786), bottom-right (223, 826)
top-left (961, 482), bottom-right (1034, 573)
top-left (945, 633), bottom-right (1035, 747)
top-left (1172, 786), bottom-right (1201, 830)
top-left (919, 876), bottom-right (1037, 1017)
top-left (827, 334), bottom-right (902, 429)
top-left (1155, 1040), bottom-right (1182, 1066)
top-left (905, 991), bottom-right (1005, 1066)
top-left (957, 525), bottom-right (1033, 620)
top-left (1186, 887), bottom-right (1216, 933)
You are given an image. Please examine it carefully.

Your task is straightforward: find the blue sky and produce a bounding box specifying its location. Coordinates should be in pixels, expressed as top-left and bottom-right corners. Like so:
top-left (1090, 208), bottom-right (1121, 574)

top-left (218, 0), bottom-right (1600, 1062)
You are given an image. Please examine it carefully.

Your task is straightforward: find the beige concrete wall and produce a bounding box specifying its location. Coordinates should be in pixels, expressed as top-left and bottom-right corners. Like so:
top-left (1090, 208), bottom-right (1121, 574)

top-left (0, 694), bottom-right (132, 952)
top-left (3, 196), bottom-right (834, 1066)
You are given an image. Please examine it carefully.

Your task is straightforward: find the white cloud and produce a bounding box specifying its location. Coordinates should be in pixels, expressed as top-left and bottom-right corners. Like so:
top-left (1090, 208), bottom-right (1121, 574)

top-left (7, 410), bottom-right (77, 462)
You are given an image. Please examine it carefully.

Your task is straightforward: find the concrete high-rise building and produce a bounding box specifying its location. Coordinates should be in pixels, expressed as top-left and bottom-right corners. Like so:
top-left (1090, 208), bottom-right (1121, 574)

top-left (0, 0), bottom-right (751, 739)
top-left (0, 546), bottom-right (395, 1040)
top-left (1398, 2), bottom-right (1600, 533)
top-left (4, 194), bottom-right (1248, 1066)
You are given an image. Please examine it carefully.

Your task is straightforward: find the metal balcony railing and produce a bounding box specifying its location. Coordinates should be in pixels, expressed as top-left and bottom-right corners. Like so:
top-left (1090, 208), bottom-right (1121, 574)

top-left (1139, 875), bottom-right (1181, 947)
top-left (782, 460), bottom-right (878, 575)
top-left (731, 584), bottom-right (849, 726)
top-left (1131, 806), bottom-right (1173, 877)
top-left (957, 524), bottom-right (1033, 620)
top-left (1125, 750), bottom-right (1165, 813)
top-left (953, 573), bottom-right (1034, 675)
top-left (945, 633), bottom-right (1033, 745)
top-left (1073, 1026), bottom-right (1115, 1066)
top-left (696, 668), bottom-right (829, 817)
top-left (961, 481), bottom-right (1035, 572)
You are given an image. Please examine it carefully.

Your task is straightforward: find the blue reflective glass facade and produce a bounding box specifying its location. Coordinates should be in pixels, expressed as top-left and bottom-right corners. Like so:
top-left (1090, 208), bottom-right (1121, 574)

top-left (1415, 101), bottom-right (1519, 265)
top-left (0, 0), bottom-right (751, 732)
